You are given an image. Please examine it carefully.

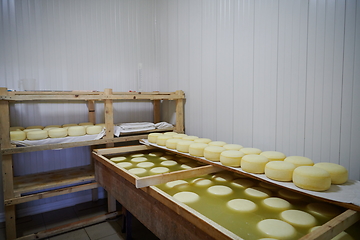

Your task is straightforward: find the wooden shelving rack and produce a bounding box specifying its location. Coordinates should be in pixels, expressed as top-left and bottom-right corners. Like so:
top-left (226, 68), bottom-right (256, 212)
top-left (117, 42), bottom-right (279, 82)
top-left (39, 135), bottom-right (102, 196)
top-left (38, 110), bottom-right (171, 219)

top-left (0, 87), bottom-right (185, 240)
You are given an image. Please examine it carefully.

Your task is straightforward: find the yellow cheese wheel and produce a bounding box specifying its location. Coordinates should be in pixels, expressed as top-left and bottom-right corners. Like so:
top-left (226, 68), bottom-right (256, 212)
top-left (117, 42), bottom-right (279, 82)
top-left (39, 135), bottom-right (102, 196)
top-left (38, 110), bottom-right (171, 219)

top-left (257, 219), bottom-right (296, 239)
top-left (284, 156), bottom-right (314, 167)
top-left (10, 130), bottom-right (26, 141)
top-left (116, 162), bottom-right (133, 168)
top-left (244, 187), bottom-right (271, 198)
top-left (182, 135), bottom-right (199, 141)
top-left (188, 143), bottom-right (208, 157)
top-left (150, 167), bottom-right (169, 174)
top-left (192, 178), bottom-right (213, 187)
top-left (220, 150), bottom-right (245, 167)
top-left (166, 180), bottom-right (188, 188)
top-left (241, 155), bottom-right (269, 173)
top-left (26, 125), bottom-right (44, 130)
top-left (293, 166), bottom-right (331, 191)
top-left (48, 128), bottom-right (68, 138)
top-left (110, 156), bottom-right (127, 163)
top-left (86, 125), bottom-right (103, 135)
top-left (207, 185), bottom-right (233, 196)
top-left (223, 144), bottom-right (243, 150)
top-left (231, 178), bottom-right (256, 188)
top-left (128, 168), bottom-right (147, 176)
top-left (163, 131), bottom-right (178, 136)
top-left (62, 123), bottom-right (77, 128)
top-left (137, 162), bottom-right (155, 168)
top-left (156, 135), bottom-right (172, 146)
top-left (212, 172), bottom-right (234, 182)
top-left (194, 138), bottom-right (212, 144)
top-left (173, 191), bottom-right (200, 204)
top-left (176, 140), bottom-right (194, 153)
top-left (23, 128), bottom-right (42, 133)
top-left (240, 147), bottom-right (262, 155)
top-left (27, 130), bottom-right (48, 140)
top-left (10, 126), bottom-right (25, 131)
top-left (161, 160), bottom-right (178, 167)
top-left (131, 157), bottom-right (148, 163)
top-left (280, 209), bottom-right (317, 228)
top-left (227, 199), bottom-right (257, 213)
top-left (68, 126), bottom-right (86, 136)
top-left (262, 197), bottom-right (291, 211)
top-left (131, 153), bottom-right (144, 157)
top-left (79, 122), bottom-right (94, 126)
top-left (313, 162), bottom-right (348, 184)
top-left (260, 151), bottom-right (286, 161)
top-left (148, 151), bottom-right (164, 157)
top-left (172, 133), bottom-right (188, 139)
top-left (204, 146), bottom-right (225, 161)
top-left (165, 138), bottom-right (182, 149)
top-left (148, 133), bottom-right (162, 143)
top-left (265, 161), bottom-right (296, 181)
top-left (208, 141), bottom-right (227, 147)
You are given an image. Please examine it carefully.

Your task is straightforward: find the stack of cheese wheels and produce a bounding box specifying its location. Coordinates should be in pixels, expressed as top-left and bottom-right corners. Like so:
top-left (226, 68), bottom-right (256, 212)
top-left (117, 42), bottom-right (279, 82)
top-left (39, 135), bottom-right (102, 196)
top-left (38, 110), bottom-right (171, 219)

top-left (10, 126), bottom-right (25, 131)
top-left (223, 144), bottom-right (243, 151)
top-left (165, 138), bottom-right (182, 149)
top-left (156, 135), bottom-right (172, 146)
top-left (173, 133), bottom-right (187, 139)
top-left (194, 138), bottom-right (212, 144)
top-left (220, 150), bottom-right (245, 167)
top-left (182, 135), bottom-right (199, 141)
top-left (204, 146), bottom-right (225, 161)
top-left (189, 143), bottom-right (208, 157)
top-left (68, 126), bottom-right (86, 136)
top-left (313, 162), bottom-right (348, 184)
top-left (241, 155), bottom-right (269, 173)
top-left (10, 130), bottom-right (26, 141)
top-left (27, 130), bottom-right (48, 140)
top-left (86, 125), bottom-right (103, 135)
top-left (208, 141), bottom-right (227, 147)
top-left (260, 151), bottom-right (286, 161)
top-left (48, 128), bottom-right (68, 138)
top-left (240, 147), bottom-right (262, 155)
top-left (176, 140), bottom-right (193, 153)
top-left (148, 133), bottom-right (162, 143)
top-left (292, 166), bottom-right (331, 191)
top-left (284, 156), bottom-right (314, 167)
top-left (265, 161), bottom-right (296, 181)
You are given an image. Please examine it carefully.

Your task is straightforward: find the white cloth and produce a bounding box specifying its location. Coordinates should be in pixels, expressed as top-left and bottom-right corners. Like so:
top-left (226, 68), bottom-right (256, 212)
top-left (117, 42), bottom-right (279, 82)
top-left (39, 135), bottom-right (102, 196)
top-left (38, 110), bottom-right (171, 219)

top-left (155, 122), bottom-right (174, 129)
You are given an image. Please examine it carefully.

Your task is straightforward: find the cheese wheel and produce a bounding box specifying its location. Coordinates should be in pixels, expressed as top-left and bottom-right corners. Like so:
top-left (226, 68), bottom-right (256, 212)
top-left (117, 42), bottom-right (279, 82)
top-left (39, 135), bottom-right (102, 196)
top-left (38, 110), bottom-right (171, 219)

top-left (45, 125), bottom-right (61, 129)
top-left (131, 157), bottom-right (148, 163)
top-left (131, 153), bottom-right (144, 157)
top-left (26, 125), bottom-right (44, 130)
top-left (260, 151), bottom-right (286, 161)
top-left (173, 191), bottom-right (200, 204)
top-left (165, 138), bottom-right (182, 149)
top-left (194, 138), bottom-right (212, 144)
top-left (188, 143), bottom-right (208, 157)
top-left (204, 146), bottom-right (226, 161)
top-left (262, 197), bottom-right (291, 211)
top-left (163, 132), bottom-right (178, 136)
top-left (128, 168), bottom-right (147, 176)
top-left (245, 187), bottom-right (271, 198)
top-left (241, 155), bottom-right (269, 174)
top-left (86, 125), bottom-right (102, 135)
top-left (227, 199), bottom-right (257, 213)
top-left (148, 133), bottom-right (162, 143)
top-left (48, 128), bottom-right (68, 138)
top-left (166, 180), bottom-right (188, 188)
top-left (173, 133), bottom-right (188, 139)
top-left (207, 185), bottom-right (233, 196)
top-left (265, 161), bottom-right (296, 181)
top-left (313, 162), bottom-right (348, 184)
top-left (231, 178), bottom-right (256, 188)
top-left (43, 127), bottom-right (59, 131)
top-left (161, 160), bottom-right (178, 166)
top-left (223, 144), bottom-right (243, 151)
top-left (212, 172), bottom-right (234, 182)
top-left (110, 156), bottom-right (127, 163)
top-left (182, 135), bottom-right (199, 141)
top-left (293, 166), bottom-right (331, 191)
top-left (240, 147), bottom-right (262, 155)
top-left (156, 135), bottom-right (172, 146)
top-left (137, 162), bottom-right (155, 168)
top-left (176, 140), bottom-right (194, 153)
top-left (62, 123), bottom-right (77, 128)
top-left (280, 209), bottom-right (317, 228)
top-left (192, 178), bottom-right (213, 187)
top-left (306, 202), bottom-right (342, 218)
top-left (10, 126), bottom-right (25, 131)
top-left (220, 150), bottom-right (245, 167)
top-left (10, 131), bottom-right (26, 141)
top-left (208, 141), bottom-right (227, 147)
top-left (257, 219), bottom-right (296, 239)
top-left (26, 130), bottom-right (48, 140)
top-left (79, 122), bottom-right (94, 126)
top-left (284, 156), bottom-right (314, 167)
top-left (150, 167), bottom-right (169, 174)
top-left (160, 155), bottom-right (174, 160)
top-left (68, 126), bottom-right (86, 136)
top-left (23, 128), bottom-right (42, 133)
top-left (116, 162), bottom-right (133, 168)
top-left (148, 151), bottom-right (164, 157)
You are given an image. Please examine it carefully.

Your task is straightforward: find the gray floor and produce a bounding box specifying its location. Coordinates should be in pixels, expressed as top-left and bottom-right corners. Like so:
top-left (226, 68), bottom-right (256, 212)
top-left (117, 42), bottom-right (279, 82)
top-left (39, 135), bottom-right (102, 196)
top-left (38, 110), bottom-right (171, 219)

top-left (0, 199), bottom-right (159, 240)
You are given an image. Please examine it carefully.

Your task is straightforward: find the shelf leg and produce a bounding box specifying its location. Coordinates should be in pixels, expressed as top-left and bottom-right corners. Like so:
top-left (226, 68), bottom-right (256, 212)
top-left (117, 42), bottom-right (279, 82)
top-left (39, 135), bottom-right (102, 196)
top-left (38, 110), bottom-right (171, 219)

top-left (5, 205), bottom-right (16, 240)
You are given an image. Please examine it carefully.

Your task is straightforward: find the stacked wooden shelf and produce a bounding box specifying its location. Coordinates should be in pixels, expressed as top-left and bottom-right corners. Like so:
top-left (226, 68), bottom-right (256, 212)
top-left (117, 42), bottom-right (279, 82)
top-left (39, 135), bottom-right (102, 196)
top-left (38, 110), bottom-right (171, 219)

top-left (0, 87), bottom-right (185, 240)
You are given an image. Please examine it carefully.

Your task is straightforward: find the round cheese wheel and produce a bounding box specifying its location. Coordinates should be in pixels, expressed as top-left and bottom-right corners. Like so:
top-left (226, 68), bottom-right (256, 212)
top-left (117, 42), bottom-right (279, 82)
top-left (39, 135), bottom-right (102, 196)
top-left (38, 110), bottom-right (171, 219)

top-left (10, 126), bottom-right (25, 131)
top-left (131, 153), bottom-right (144, 157)
top-left (231, 178), bottom-right (256, 188)
top-left (204, 146), bottom-right (226, 161)
top-left (165, 138), bottom-right (182, 149)
top-left (265, 161), bottom-right (296, 181)
top-left (240, 147), bottom-right (262, 155)
top-left (173, 191), bottom-right (200, 204)
top-left (156, 135), bottom-right (172, 146)
top-left (48, 128), bottom-right (68, 138)
top-left (262, 197), bottom-right (291, 211)
top-left (280, 209), bottom-right (317, 228)
top-left (45, 125), bottom-right (61, 129)
top-left (43, 127), bottom-right (59, 131)
top-left (110, 156), bottom-right (127, 163)
top-left (86, 125), bottom-right (103, 135)
top-left (313, 162), bottom-right (348, 184)
top-left (257, 219), bottom-right (296, 239)
top-left (163, 132), bottom-right (178, 136)
top-left (188, 143), bottom-right (208, 157)
top-left (128, 168), bottom-right (147, 176)
top-left (245, 187), bottom-right (271, 198)
top-left (23, 128), bottom-right (42, 133)
top-left (79, 122), bottom-right (94, 126)
top-left (227, 199), bottom-right (257, 213)
top-left (176, 140), bottom-right (194, 153)
top-left (306, 202), bottom-right (342, 218)
top-left (148, 151), bottom-right (164, 157)
top-left (220, 150), bottom-right (245, 167)
top-left (10, 130), bottom-right (26, 141)
top-left (62, 123), bottom-right (77, 128)
top-left (207, 185), bottom-right (233, 196)
top-left (212, 172), bottom-right (234, 182)
top-left (284, 156), bottom-right (314, 167)
top-left (148, 133), bottom-right (162, 143)
top-left (208, 141), bottom-right (227, 147)
top-left (160, 155), bottom-right (173, 160)
top-left (161, 160), bottom-right (178, 167)
top-left (150, 167), bottom-right (169, 174)
top-left (241, 155), bottom-right (269, 173)
top-left (223, 144), bottom-right (243, 151)
top-left (260, 151), bottom-right (286, 161)
top-left (116, 162), bottom-right (133, 168)
top-left (173, 133), bottom-right (188, 139)
top-left (68, 126), bottom-right (86, 136)
top-left (182, 135), bottom-right (199, 141)
top-left (131, 157), bottom-right (148, 163)
top-left (27, 130), bottom-right (48, 140)
top-left (26, 125), bottom-right (44, 130)
top-left (192, 178), bottom-right (213, 187)
top-left (180, 164), bottom-right (192, 169)
top-left (293, 166), bottom-right (331, 191)
top-left (194, 138), bottom-right (212, 144)
top-left (165, 180), bottom-right (188, 189)
top-left (137, 162), bottom-right (155, 168)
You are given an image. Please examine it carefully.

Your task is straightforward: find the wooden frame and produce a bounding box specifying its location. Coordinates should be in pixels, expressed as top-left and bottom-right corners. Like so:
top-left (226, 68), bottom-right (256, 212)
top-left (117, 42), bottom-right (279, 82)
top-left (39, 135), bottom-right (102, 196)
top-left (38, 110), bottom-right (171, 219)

top-left (0, 88), bottom-right (185, 239)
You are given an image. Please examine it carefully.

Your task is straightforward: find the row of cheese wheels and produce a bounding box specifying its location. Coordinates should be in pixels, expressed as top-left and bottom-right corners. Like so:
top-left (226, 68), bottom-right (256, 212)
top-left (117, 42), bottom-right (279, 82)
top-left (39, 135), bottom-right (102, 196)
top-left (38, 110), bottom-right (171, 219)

top-left (148, 132), bottom-right (348, 192)
top-left (9, 122), bottom-right (105, 141)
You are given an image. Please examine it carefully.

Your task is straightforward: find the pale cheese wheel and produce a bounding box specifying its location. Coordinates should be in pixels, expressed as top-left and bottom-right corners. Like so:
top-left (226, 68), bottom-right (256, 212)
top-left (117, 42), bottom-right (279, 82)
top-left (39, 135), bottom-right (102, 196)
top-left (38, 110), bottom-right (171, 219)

top-left (176, 140), bottom-right (194, 153)
top-left (172, 133), bottom-right (188, 139)
top-left (257, 219), bottom-right (296, 239)
top-left (110, 156), bottom-right (127, 163)
top-left (284, 156), bottom-right (314, 167)
top-left (240, 147), bottom-right (262, 155)
top-left (231, 178), bottom-right (256, 188)
top-left (241, 155), bottom-right (269, 174)
top-left (280, 209), bottom-right (317, 228)
top-left (227, 199), bottom-right (257, 213)
top-left (204, 146), bottom-right (225, 161)
top-left (166, 180), bottom-right (188, 188)
top-left (79, 122), bottom-right (94, 126)
top-left (223, 144), bottom-right (243, 150)
top-left (260, 151), bottom-right (286, 161)
top-left (10, 126), bottom-right (25, 131)
top-left (131, 157), bottom-right (148, 163)
top-left (150, 167), bottom-right (169, 174)
top-left (192, 178), bottom-right (213, 187)
top-left (48, 128), bottom-right (68, 138)
top-left (45, 125), bottom-right (61, 129)
top-left (212, 172), bottom-right (234, 182)
top-left (188, 143), bottom-right (208, 157)
top-left (208, 141), bottom-right (227, 147)
top-left (137, 162), bottom-right (155, 168)
top-left (131, 153), bottom-right (144, 157)
top-left (26, 125), bottom-right (44, 130)
top-left (10, 131), bottom-right (26, 141)
top-left (128, 168), bottom-right (147, 176)
top-left (156, 135), bottom-right (172, 146)
top-left (245, 187), bottom-right (271, 198)
top-left (62, 123), bottom-right (77, 128)
top-left (293, 166), bottom-right (331, 191)
top-left (207, 185), bottom-right (233, 196)
top-left (262, 197), bottom-right (291, 211)
top-left (68, 126), bottom-right (86, 136)
top-left (182, 135), bottom-right (199, 141)
top-left (23, 128), bottom-right (42, 133)
top-left (173, 191), bottom-right (200, 204)
top-left (86, 125), bottom-right (102, 135)
top-left (163, 132), bottom-right (178, 136)
top-left (117, 162), bottom-right (133, 168)
top-left (220, 150), bottom-right (245, 167)
top-left (161, 160), bottom-right (178, 167)
top-left (148, 151), bottom-right (164, 157)
top-left (265, 161), bottom-right (296, 181)
top-left (148, 133), bottom-right (163, 143)
top-left (27, 130), bottom-right (48, 140)
top-left (313, 162), bottom-right (348, 184)
top-left (43, 127), bottom-right (59, 131)
top-left (165, 138), bottom-right (182, 149)
top-left (306, 202), bottom-right (342, 218)
top-left (194, 138), bottom-right (212, 144)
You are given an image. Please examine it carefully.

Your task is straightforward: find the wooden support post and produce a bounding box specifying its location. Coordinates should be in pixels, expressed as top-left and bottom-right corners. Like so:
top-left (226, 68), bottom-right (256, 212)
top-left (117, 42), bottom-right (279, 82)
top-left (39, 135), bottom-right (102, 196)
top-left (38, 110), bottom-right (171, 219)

top-left (87, 100), bottom-right (98, 201)
top-left (175, 90), bottom-right (184, 133)
top-left (153, 100), bottom-right (161, 123)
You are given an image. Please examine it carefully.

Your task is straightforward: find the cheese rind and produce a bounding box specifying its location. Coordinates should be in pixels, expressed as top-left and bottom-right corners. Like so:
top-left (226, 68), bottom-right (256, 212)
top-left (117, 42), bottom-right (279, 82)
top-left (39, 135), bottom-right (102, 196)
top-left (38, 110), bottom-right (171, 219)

top-left (293, 166), bottom-right (331, 191)
top-left (265, 161), bottom-right (296, 181)
top-left (68, 126), bottom-right (86, 136)
top-left (10, 131), bottom-right (26, 141)
top-left (313, 162), bottom-right (348, 184)
top-left (48, 128), bottom-right (68, 138)
top-left (220, 150), bottom-right (245, 167)
top-left (241, 155), bottom-right (269, 173)
top-left (131, 157), bottom-right (148, 163)
top-left (166, 180), bottom-right (188, 188)
top-left (27, 130), bottom-right (48, 140)
top-left (86, 125), bottom-right (102, 135)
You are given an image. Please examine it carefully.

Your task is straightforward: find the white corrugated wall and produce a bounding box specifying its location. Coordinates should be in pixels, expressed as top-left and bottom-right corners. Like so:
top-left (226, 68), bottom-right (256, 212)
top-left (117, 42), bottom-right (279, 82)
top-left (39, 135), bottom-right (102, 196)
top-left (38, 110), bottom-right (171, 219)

top-left (0, 0), bottom-right (359, 219)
